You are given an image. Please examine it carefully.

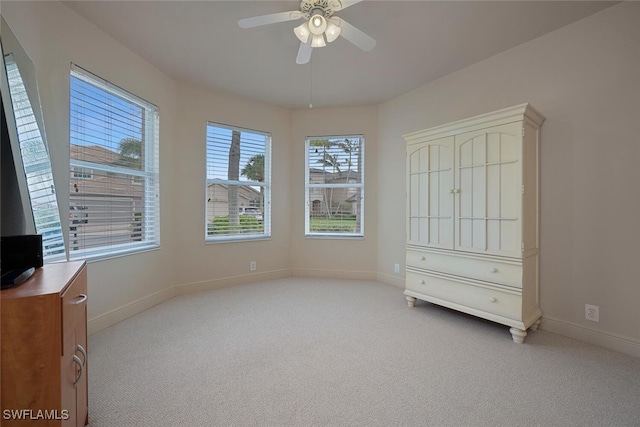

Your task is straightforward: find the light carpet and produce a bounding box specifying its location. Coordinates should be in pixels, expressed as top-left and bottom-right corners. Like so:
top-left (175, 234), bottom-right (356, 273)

top-left (87, 277), bottom-right (640, 426)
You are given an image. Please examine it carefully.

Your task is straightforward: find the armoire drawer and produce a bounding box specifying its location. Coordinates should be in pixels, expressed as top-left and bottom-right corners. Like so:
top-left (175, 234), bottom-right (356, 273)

top-left (406, 248), bottom-right (522, 288)
top-left (406, 270), bottom-right (522, 320)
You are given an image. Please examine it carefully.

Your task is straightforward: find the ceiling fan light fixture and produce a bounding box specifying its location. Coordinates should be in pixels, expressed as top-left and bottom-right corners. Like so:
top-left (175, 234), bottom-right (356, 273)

top-left (239, 0), bottom-right (376, 64)
top-left (325, 21), bottom-right (341, 43)
top-left (311, 34), bottom-right (326, 48)
top-left (294, 22), bottom-right (311, 44)
top-left (309, 14), bottom-right (327, 35)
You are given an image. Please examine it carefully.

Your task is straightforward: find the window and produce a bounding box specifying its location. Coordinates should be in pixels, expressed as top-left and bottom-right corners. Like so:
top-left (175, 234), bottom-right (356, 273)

top-left (72, 167), bottom-right (93, 179)
top-left (205, 123), bottom-right (270, 241)
top-left (69, 65), bottom-right (159, 260)
top-left (305, 135), bottom-right (364, 237)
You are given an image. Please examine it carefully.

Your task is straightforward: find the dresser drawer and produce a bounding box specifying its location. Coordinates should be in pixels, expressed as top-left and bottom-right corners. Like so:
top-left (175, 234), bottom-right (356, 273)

top-left (406, 270), bottom-right (522, 320)
top-left (406, 248), bottom-right (522, 288)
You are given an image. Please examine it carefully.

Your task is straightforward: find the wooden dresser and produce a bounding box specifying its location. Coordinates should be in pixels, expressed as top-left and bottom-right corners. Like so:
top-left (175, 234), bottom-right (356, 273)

top-left (1, 261), bottom-right (88, 426)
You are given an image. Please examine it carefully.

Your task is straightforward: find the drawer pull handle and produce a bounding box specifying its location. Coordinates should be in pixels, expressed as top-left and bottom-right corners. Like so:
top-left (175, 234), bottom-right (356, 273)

top-left (420, 256), bottom-right (426, 261)
top-left (73, 294), bottom-right (88, 305)
top-left (489, 297), bottom-right (497, 303)
top-left (72, 354), bottom-right (84, 387)
top-left (76, 344), bottom-right (87, 367)
top-left (490, 268), bottom-right (498, 273)
top-left (419, 280), bottom-right (425, 285)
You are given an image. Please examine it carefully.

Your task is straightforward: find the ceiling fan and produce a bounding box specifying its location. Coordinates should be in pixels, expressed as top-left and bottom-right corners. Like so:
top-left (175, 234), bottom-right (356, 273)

top-left (238, 0), bottom-right (376, 65)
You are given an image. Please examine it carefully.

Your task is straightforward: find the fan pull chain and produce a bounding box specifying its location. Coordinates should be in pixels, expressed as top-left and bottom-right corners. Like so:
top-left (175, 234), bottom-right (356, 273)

top-left (309, 57), bottom-right (313, 109)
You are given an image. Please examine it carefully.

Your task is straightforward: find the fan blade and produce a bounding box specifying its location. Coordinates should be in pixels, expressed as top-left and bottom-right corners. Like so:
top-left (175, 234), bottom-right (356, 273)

top-left (329, 0), bottom-right (363, 12)
top-left (296, 41), bottom-right (313, 65)
top-left (238, 11), bottom-right (303, 29)
top-left (332, 17), bottom-right (376, 52)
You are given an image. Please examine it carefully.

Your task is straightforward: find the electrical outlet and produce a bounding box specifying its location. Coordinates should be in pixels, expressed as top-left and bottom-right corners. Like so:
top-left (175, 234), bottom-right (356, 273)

top-left (250, 261), bottom-right (256, 271)
top-left (585, 304), bottom-right (599, 322)
top-left (394, 263), bottom-right (400, 274)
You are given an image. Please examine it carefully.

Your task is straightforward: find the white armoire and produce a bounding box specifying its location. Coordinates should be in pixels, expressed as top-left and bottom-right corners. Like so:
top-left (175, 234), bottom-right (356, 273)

top-left (404, 104), bottom-right (544, 343)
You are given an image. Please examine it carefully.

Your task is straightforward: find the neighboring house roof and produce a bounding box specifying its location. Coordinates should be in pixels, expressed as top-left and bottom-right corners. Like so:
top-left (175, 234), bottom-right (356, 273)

top-left (70, 144), bottom-right (121, 164)
top-left (206, 181), bottom-right (261, 197)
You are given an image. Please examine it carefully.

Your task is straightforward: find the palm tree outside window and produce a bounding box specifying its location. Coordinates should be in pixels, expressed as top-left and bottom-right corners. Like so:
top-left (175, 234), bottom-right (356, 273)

top-left (205, 123), bottom-right (271, 241)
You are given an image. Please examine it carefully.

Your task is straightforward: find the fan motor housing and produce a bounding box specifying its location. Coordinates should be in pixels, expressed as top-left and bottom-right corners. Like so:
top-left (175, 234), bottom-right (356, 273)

top-left (301, 0), bottom-right (334, 19)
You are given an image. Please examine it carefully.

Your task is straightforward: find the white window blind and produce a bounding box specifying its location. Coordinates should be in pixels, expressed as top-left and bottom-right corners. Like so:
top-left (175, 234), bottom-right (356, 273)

top-left (69, 65), bottom-right (159, 260)
top-left (205, 122), bottom-right (270, 241)
top-left (305, 135), bottom-right (364, 237)
top-left (5, 54), bottom-right (65, 261)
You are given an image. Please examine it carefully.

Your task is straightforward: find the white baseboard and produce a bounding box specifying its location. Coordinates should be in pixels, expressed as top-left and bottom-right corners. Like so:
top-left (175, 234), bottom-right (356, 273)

top-left (88, 286), bottom-right (176, 335)
top-left (376, 272), bottom-right (404, 288)
top-left (172, 269), bottom-right (292, 296)
top-left (291, 268), bottom-right (377, 281)
top-left (542, 315), bottom-right (640, 358)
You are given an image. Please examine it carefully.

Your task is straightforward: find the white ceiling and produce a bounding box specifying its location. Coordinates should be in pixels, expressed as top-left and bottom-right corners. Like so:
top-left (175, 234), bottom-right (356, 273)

top-left (64, 1), bottom-right (615, 109)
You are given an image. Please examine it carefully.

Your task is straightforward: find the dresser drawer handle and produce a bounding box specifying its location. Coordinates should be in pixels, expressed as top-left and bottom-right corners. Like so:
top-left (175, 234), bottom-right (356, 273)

top-left (489, 297), bottom-right (497, 303)
top-left (73, 294), bottom-right (88, 305)
top-left (72, 354), bottom-right (84, 387)
top-left (490, 268), bottom-right (498, 273)
top-left (420, 256), bottom-right (426, 261)
top-left (76, 344), bottom-right (87, 367)
top-left (419, 280), bottom-right (425, 285)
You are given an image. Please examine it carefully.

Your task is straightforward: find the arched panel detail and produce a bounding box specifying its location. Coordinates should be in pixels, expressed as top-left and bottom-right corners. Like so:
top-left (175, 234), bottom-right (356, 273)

top-left (407, 137), bottom-right (454, 249)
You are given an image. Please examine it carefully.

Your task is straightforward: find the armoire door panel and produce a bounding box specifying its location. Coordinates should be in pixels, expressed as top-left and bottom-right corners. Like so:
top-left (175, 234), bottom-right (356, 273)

top-left (454, 122), bottom-right (522, 257)
top-left (406, 137), bottom-right (454, 249)
top-left (486, 164), bottom-right (501, 217)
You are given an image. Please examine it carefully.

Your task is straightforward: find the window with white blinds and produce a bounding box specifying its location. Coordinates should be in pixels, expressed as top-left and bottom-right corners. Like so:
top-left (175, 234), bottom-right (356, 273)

top-left (69, 65), bottom-right (159, 260)
top-left (305, 135), bottom-right (364, 237)
top-left (205, 122), bottom-right (270, 241)
top-left (5, 54), bottom-right (66, 261)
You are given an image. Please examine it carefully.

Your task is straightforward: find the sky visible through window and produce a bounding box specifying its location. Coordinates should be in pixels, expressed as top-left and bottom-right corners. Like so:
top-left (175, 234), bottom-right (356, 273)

top-left (205, 124), bottom-right (267, 183)
top-left (70, 76), bottom-right (143, 150)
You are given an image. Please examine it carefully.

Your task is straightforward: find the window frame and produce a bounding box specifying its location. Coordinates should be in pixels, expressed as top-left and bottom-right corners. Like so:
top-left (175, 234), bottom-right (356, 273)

top-left (205, 121), bottom-right (271, 242)
top-left (305, 134), bottom-right (365, 239)
top-left (69, 64), bottom-right (160, 261)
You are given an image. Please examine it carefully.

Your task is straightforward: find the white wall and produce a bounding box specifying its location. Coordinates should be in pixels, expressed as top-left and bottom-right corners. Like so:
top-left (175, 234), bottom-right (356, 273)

top-left (290, 106), bottom-right (379, 279)
top-left (1, 1), bottom-right (180, 329)
top-left (172, 80), bottom-right (293, 292)
top-left (377, 2), bottom-right (640, 355)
